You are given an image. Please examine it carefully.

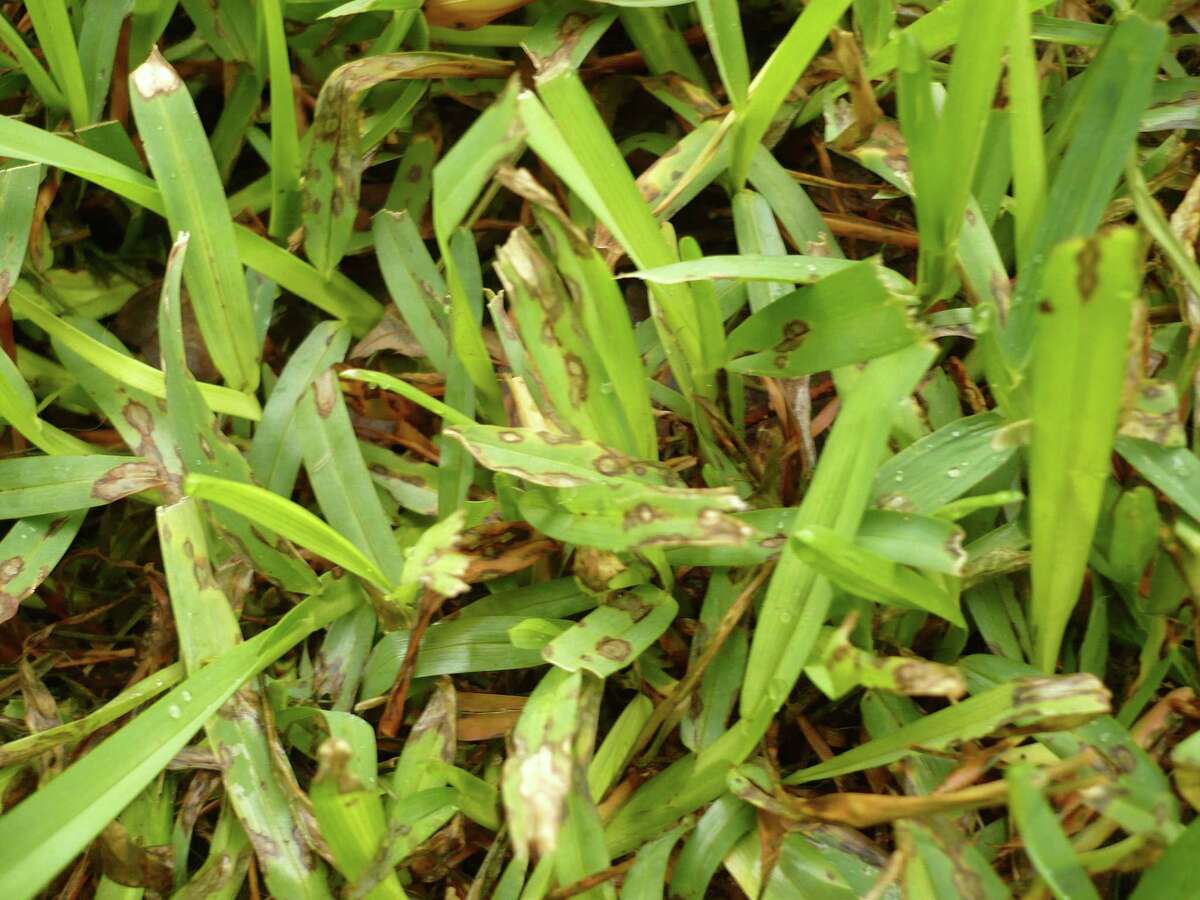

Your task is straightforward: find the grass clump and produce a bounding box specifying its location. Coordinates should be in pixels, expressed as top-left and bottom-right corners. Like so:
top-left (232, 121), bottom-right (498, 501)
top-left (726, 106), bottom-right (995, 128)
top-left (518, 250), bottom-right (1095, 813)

top-left (0, 1), bottom-right (1198, 896)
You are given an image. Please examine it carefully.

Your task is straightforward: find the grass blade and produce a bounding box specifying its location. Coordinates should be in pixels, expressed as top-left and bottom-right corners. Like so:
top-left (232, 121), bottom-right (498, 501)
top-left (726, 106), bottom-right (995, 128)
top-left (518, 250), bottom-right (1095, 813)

top-left (786, 672), bottom-right (1109, 784)
top-left (158, 234), bottom-right (319, 593)
top-left (158, 499), bottom-right (331, 898)
top-left (0, 578), bottom-right (360, 899)
top-left (0, 455), bottom-right (160, 519)
top-left (728, 0), bottom-right (854, 188)
top-left (1029, 228), bottom-right (1141, 671)
top-left (183, 473), bottom-right (390, 590)
top-left (1007, 762), bottom-right (1101, 900)
top-left (258, 0), bottom-right (302, 240)
top-left (9, 284), bottom-right (261, 420)
top-left (740, 342), bottom-right (935, 720)
top-left (129, 49), bottom-right (259, 392)
top-left (1008, 1), bottom-right (1048, 267)
top-left (296, 370), bottom-right (407, 585)
top-left (0, 510), bottom-right (86, 624)
top-left (1006, 12), bottom-right (1166, 367)
top-left (304, 52), bottom-right (511, 276)
top-left (0, 162), bottom-right (39, 300)
top-left (25, 0), bottom-right (91, 126)
top-left (248, 322), bottom-right (352, 494)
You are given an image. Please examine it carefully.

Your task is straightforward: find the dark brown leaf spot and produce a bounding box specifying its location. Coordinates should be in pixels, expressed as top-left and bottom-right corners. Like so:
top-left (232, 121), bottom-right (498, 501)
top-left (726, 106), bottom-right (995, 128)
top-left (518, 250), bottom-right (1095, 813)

top-left (563, 353), bottom-right (588, 405)
top-left (1076, 239), bottom-right (1101, 301)
top-left (774, 320), bottom-right (811, 353)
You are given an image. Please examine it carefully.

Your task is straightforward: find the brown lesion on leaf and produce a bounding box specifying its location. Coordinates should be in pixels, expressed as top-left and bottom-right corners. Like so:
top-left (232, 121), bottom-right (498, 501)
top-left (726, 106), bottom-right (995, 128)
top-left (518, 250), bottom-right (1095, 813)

top-left (0, 556), bottom-right (27, 624)
top-left (91, 461), bottom-right (163, 502)
top-left (563, 352), bottom-right (588, 405)
top-left (312, 370), bottom-right (340, 418)
top-left (593, 453), bottom-right (629, 477)
top-left (0, 556), bottom-right (24, 585)
top-left (1076, 238), bottom-right (1102, 300)
top-left (538, 431), bottom-right (581, 446)
top-left (608, 589), bottom-right (653, 621)
top-left (595, 637), bottom-right (632, 661)
top-left (695, 508), bottom-right (752, 543)
top-left (773, 320), bottom-right (811, 354)
top-left (623, 503), bottom-right (663, 529)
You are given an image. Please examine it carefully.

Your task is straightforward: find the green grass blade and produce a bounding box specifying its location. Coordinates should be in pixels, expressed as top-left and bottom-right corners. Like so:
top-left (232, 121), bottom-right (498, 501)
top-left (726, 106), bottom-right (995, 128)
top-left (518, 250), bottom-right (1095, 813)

top-left (1008, 2), bottom-right (1048, 267)
top-left (791, 525), bottom-right (963, 625)
top-left (1007, 762), bottom-right (1101, 900)
top-left (258, 0), bottom-right (303, 239)
top-left (158, 234), bottom-right (320, 592)
top-left (1114, 437), bottom-right (1200, 522)
top-left (741, 342), bottom-right (935, 720)
top-left (432, 80), bottom-right (525, 420)
top-left (728, 0), bottom-right (854, 188)
top-left (1130, 818), bottom-right (1200, 900)
top-left (0, 455), bottom-right (160, 519)
top-left (25, 0), bottom-right (91, 126)
top-left (872, 412), bottom-right (1018, 513)
top-left (1006, 12), bottom-right (1166, 367)
top-left (668, 796), bottom-right (754, 900)
top-left (296, 370), bottom-right (407, 585)
top-left (629, 255), bottom-right (856, 284)
top-left (0, 509), bottom-right (86, 624)
top-left (184, 473), bottom-right (390, 589)
top-left (309, 733), bottom-right (405, 899)
top-left (787, 672), bottom-right (1109, 784)
top-left (8, 284), bottom-right (261, 420)
top-left (1029, 228), bottom-right (1141, 671)
top-left (0, 100), bottom-right (381, 336)
top-left (158, 498), bottom-right (331, 898)
top-left (0, 580), bottom-right (359, 899)
top-left (50, 315), bottom-right (186, 494)
top-left (0, 162), bottom-right (39, 300)
top-left (372, 210), bottom-right (450, 370)
top-left (0, 661), bottom-right (183, 768)
top-left (619, 822), bottom-right (690, 899)
top-left (76, 0), bottom-right (131, 124)
top-left (731, 190), bottom-right (792, 313)
top-left (129, 49), bottom-right (259, 392)
top-left (695, 0), bottom-right (749, 108)
top-left (248, 322), bottom-right (352, 494)
top-left (0, 348), bottom-right (96, 455)
top-left (0, 14), bottom-right (65, 111)
top-left (916, 0), bottom-right (1008, 299)
top-left (725, 259), bottom-right (925, 376)
top-left (619, 8), bottom-right (706, 84)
